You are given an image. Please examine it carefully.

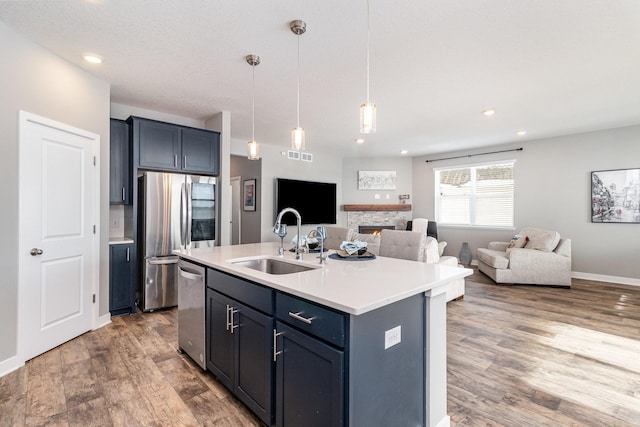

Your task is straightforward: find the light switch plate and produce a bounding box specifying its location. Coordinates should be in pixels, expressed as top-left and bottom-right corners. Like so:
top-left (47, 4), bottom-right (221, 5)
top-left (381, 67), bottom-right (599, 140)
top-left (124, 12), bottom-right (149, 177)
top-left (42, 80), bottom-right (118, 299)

top-left (385, 325), bottom-right (401, 349)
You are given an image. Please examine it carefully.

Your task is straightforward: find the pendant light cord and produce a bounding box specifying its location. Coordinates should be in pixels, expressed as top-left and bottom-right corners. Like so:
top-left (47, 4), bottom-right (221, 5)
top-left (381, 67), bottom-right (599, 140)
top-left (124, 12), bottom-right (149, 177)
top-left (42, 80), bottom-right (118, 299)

top-left (251, 64), bottom-right (256, 141)
top-left (366, 0), bottom-right (370, 103)
top-left (296, 34), bottom-right (301, 128)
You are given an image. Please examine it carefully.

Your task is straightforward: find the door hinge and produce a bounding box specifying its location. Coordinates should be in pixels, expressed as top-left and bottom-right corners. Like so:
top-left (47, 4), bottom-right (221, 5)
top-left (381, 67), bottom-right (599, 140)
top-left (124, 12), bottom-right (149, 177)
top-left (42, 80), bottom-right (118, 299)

top-left (92, 294), bottom-right (96, 303)
top-left (93, 225), bottom-right (96, 234)
top-left (93, 156), bottom-right (96, 166)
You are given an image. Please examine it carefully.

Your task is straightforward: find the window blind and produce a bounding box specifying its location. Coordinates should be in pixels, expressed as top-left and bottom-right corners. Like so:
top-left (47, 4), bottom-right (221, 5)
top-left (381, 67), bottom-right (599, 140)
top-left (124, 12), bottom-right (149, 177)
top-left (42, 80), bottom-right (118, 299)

top-left (436, 162), bottom-right (514, 227)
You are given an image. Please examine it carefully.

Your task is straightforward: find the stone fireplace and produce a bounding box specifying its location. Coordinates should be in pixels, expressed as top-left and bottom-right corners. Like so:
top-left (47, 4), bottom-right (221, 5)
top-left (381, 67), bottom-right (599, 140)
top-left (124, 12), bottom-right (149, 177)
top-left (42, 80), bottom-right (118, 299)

top-left (343, 204), bottom-right (411, 233)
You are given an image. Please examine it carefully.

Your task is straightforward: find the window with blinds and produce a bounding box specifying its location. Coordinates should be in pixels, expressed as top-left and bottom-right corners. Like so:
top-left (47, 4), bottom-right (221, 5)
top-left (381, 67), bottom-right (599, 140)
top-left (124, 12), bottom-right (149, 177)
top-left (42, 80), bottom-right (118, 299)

top-left (435, 161), bottom-right (514, 228)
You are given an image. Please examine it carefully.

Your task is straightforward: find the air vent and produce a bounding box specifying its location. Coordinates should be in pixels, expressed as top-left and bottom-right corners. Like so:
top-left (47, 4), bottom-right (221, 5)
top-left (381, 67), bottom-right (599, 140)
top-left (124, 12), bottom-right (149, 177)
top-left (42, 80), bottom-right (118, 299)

top-left (287, 150), bottom-right (300, 160)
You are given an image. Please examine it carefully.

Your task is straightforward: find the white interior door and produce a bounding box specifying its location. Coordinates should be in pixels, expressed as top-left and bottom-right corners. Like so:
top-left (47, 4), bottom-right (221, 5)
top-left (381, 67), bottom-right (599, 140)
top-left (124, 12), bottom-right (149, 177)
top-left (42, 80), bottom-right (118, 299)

top-left (231, 177), bottom-right (241, 245)
top-left (18, 111), bottom-right (98, 362)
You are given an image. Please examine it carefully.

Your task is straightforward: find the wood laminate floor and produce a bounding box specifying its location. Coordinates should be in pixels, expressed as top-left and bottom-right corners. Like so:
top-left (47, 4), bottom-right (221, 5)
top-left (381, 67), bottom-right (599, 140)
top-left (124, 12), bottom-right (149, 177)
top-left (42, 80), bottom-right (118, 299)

top-left (1, 269), bottom-right (639, 426)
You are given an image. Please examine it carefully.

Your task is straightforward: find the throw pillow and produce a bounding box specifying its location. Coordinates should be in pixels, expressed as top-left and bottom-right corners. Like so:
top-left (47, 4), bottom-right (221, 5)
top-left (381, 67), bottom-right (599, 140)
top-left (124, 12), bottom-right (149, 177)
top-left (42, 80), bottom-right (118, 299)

top-left (507, 235), bottom-right (528, 249)
top-left (523, 228), bottom-right (561, 252)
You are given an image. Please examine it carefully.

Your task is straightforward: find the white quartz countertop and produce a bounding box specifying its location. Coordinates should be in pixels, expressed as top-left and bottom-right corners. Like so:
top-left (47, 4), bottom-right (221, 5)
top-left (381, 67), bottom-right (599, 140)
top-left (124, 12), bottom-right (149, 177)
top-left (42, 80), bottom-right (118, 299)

top-left (174, 242), bottom-right (472, 315)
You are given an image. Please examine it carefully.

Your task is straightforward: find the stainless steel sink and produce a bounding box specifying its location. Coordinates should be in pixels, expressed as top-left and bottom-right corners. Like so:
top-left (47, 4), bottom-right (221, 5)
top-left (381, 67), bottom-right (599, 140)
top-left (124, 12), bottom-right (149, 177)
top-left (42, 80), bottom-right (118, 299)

top-left (230, 257), bottom-right (318, 275)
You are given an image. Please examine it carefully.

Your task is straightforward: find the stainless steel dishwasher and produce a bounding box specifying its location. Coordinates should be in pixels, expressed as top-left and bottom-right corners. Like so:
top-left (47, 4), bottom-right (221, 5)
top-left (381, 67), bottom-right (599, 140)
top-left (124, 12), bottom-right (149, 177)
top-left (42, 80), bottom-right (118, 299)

top-left (177, 259), bottom-right (206, 369)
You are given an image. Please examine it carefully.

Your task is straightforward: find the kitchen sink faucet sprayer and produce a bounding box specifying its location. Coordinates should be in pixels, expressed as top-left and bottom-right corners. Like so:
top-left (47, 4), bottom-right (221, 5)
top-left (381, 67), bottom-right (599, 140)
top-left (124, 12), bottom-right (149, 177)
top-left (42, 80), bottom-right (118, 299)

top-left (274, 207), bottom-right (303, 260)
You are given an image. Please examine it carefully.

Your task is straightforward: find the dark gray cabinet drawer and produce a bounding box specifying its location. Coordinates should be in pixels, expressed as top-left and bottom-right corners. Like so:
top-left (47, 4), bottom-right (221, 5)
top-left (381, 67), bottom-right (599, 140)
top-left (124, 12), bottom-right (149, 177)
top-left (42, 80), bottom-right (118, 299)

top-left (207, 268), bottom-right (273, 314)
top-left (276, 293), bottom-right (345, 348)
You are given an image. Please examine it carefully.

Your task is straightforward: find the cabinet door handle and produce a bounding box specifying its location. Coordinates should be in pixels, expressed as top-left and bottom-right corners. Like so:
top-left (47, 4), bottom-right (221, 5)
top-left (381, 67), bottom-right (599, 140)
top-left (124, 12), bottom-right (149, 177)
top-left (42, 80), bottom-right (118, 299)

top-left (225, 304), bottom-right (231, 331)
top-left (122, 187), bottom-right (126, 201)
top-left (126, 247), bottom-right (130, 262)
top-left (229, 308), bottom-right (239, 333)
top-left (273, 329), bottom-right (284, 361)
top-left (183, 156), bottom-right (187, 169)
top-left (174, 154), bottom-right (178, 168)
top-left (288, 311), bottom-right (314, 325)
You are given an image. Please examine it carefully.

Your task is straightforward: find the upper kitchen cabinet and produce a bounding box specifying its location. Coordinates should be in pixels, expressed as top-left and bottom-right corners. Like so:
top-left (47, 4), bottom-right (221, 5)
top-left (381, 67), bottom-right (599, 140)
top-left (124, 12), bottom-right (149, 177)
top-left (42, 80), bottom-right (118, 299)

top-left (110, 119), bottom-right (131, 204)
top-left (129, 116), bottom-right (220, 176)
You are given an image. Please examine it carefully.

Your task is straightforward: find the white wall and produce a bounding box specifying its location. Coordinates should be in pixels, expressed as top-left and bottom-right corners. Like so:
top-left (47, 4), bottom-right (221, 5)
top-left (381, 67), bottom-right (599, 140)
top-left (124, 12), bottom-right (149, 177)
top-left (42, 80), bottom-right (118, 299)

top-left (230, 155), bottom-right (263, 243)
top-left (206, 111), bottom-right (232, 246)
top-left (413, 125), bottom-right (640, 282)
top-left (342, 156), bottom-right (413, 205)
top-left (235, 143), bottom-right (344, 243)
top-left (0, 22), bottom-right (110, 372)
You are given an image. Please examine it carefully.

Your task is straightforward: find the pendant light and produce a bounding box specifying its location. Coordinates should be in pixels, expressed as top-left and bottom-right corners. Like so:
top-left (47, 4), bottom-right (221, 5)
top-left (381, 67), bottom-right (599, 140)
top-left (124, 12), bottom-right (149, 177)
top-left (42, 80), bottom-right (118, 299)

top-left (360, 0), bottom-right (376, 134)
top-left (290, 20), bottom-right (306, 151)
top-left (246, 54), bottom-right (260, 160)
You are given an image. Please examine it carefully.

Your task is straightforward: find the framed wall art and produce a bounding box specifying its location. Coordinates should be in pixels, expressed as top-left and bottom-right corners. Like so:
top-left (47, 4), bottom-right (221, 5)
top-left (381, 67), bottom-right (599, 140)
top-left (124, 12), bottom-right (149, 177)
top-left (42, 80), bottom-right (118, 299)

top-left (591, 168), bottom-right (640, 223)
top-left (358, 170), bottom-right (396, 190)
top-left (243, 179), bottom-right (256, 211)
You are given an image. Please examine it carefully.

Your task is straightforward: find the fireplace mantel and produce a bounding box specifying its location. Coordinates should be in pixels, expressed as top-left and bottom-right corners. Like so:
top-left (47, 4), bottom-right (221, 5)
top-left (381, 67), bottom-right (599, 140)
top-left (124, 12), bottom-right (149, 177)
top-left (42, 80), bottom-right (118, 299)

top-left (343, 204), bottom-right (411, 212)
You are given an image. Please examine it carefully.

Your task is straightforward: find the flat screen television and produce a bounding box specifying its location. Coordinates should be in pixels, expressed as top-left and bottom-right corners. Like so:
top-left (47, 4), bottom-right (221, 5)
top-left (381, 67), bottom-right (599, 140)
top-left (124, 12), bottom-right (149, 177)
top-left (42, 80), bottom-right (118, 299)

top-left (275, 178), bottom-right (337, 225)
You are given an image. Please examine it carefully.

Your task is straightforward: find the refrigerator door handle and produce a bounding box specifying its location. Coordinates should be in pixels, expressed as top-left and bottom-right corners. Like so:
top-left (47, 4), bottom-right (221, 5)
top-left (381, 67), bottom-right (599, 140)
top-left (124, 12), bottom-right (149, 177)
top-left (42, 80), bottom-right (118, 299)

top-left (180, 183), bottom-right (188, 248)
top-left (186, 182), bottom-right (192, 247)
top-left (148, 256), bottom-right (179, 265)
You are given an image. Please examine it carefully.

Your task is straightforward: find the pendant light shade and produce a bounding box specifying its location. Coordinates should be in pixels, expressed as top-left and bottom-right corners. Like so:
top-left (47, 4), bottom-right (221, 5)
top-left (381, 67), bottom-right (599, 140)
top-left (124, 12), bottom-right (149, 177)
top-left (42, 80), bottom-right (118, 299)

top-left (290, 20), bottom-right (306, 151)
top-left (247, 140), bottom-right (258, 159)
top-left (291, 127), bottom-right (305, 151)
top-left (360, 0), bottom-right (376, 134)
top-left (246, 54), bottom-right (260, 160)
top-left (360, 102), bottom-right (376, 134)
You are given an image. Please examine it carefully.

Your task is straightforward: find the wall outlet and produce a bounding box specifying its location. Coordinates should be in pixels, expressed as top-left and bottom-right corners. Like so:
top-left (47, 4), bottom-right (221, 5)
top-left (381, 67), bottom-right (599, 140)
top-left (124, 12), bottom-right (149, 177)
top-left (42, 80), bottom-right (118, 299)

top-left (384, 325), bottom-right (401, 349)
top-left (374, 194), bottom-right (380, 199)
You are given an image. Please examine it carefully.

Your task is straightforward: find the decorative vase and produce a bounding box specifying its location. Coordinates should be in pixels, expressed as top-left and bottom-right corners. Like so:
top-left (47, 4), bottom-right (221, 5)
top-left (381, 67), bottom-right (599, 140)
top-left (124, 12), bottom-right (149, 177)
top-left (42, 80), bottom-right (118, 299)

top-left (459, 242), bottom-right (472, 265)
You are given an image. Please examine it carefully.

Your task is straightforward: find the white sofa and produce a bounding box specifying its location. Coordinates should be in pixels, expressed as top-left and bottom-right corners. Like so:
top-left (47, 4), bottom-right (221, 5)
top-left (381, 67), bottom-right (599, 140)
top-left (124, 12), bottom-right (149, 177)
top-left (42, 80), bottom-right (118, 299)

top-left (477, 226), bottom-right (572, 287)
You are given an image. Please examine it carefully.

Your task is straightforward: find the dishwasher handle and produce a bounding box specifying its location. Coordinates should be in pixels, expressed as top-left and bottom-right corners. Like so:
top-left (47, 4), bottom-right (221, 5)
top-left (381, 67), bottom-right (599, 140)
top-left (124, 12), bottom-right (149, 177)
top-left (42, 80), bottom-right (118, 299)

top-left (179, 268), bottom-right (203, 281)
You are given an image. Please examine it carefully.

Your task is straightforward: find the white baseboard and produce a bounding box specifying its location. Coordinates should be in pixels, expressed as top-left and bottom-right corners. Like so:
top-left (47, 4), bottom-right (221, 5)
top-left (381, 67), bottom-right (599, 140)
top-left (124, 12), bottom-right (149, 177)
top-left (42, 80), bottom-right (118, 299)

top-left (95, 313), bottom-right (112, 330)
top-left (572, 271), bottom-right (640, 287)
top-left (0, 355), bottom-right (24, 379)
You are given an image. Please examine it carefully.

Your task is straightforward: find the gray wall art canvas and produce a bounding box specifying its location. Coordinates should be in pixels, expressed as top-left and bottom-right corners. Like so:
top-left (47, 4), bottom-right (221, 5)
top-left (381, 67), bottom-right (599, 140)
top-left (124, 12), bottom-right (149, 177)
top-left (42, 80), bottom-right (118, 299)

top-left (591, 168), bottom-right (640, 223)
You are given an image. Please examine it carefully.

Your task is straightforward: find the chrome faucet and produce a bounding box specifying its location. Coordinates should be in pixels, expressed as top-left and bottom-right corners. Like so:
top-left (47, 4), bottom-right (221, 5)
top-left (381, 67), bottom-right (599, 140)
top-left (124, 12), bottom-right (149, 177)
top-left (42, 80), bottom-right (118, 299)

top-left (274, 207), bottom-right (303, 260)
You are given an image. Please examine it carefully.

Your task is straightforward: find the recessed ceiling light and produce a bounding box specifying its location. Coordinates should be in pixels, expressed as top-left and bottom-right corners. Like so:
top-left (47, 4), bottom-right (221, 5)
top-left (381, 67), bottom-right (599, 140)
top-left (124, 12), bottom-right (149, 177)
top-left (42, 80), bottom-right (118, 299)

top-left (83, 53), bottom-right (103, 64)
top-left (516, 130), bottom-right (527, 136)
top-left (400, 150), bottom-right (408, 155)
top-left (482, 108), bottom-right (496, 116)
top-left (355, 138), bottom-right (365, 144)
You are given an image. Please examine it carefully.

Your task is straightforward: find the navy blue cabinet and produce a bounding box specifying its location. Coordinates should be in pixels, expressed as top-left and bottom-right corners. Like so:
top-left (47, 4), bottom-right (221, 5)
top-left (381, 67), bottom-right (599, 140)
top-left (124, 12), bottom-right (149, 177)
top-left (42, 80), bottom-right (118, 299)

top-left (131, 117), bottom-right (220, 175)
top-left (203, 266), bottom-right (425, 427)
top-left (207, 270), bottom-right (273, 426)
top-left (182, 127), bottom-right (220, 174)
top-left (137, 118), bottom-right (181, 170)
top-left (274, 321), bottom-right (344, 427)
top-left (109, 119), bottom-right (131, 204)
top-left (109, 244), bottom-right (135, 315)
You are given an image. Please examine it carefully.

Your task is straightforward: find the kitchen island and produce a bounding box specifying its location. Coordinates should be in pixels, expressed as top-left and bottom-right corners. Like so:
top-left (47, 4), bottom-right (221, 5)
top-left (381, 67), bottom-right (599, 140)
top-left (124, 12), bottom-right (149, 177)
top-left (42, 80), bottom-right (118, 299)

top-left (175, 242), bottom-right (471, 427)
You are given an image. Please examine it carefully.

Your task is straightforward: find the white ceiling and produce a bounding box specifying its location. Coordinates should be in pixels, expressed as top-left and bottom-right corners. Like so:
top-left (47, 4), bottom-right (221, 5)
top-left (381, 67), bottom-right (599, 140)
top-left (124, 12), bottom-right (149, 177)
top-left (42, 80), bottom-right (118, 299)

top-left (2, 0), bottom-right (640, 158)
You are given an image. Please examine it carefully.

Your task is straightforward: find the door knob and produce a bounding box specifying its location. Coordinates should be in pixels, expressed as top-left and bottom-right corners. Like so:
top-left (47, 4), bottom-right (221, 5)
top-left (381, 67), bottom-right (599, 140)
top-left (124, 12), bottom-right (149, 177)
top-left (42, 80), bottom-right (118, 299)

top-left (30, 248), bottom-right (43, 256)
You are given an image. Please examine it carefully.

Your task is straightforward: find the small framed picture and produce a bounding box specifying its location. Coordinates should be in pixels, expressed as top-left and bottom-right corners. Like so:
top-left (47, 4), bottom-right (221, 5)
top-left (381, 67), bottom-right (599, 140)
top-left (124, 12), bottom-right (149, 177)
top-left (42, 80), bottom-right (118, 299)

top-left (243, 179), bottom-right (256, 212)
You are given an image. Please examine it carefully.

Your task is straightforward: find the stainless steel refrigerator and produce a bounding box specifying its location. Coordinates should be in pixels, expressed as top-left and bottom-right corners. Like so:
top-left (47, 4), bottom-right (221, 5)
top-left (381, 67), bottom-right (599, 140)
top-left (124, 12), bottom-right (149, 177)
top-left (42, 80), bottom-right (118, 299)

top-left (138, 172), bottom-right (217, 311)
